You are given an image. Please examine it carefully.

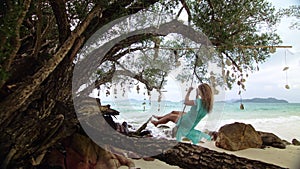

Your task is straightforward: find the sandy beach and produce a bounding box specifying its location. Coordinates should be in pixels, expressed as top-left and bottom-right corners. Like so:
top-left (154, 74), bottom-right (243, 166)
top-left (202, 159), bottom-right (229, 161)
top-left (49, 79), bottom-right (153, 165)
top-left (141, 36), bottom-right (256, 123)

top-left (200, 141), bottom-right (300, 169)
top-left (120, 141), bottom-right (300, 169)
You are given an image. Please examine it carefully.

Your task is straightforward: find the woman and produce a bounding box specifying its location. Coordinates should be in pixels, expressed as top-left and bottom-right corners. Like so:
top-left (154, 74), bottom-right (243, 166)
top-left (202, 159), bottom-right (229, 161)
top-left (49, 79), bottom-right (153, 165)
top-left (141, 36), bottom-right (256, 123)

top-left (151, 83), bottom-right (214, 144)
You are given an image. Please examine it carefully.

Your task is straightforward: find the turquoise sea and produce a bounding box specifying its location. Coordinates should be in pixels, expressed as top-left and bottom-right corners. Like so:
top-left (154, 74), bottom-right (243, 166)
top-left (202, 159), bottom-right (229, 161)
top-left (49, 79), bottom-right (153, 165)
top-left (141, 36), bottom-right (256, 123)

top-left (102, 100), bottom-right (300, 142)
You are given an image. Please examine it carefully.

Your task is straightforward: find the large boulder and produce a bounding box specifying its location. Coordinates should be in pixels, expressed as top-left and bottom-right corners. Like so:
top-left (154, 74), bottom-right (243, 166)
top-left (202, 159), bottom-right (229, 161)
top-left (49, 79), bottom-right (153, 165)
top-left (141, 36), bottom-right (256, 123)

top-left (215, 122), bottom-right (263, 151)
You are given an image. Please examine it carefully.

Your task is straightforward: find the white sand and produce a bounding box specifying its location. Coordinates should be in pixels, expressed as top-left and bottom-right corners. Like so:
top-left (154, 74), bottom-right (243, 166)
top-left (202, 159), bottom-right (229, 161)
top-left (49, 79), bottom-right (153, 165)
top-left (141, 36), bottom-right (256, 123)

top-left (119, 141), bottom-right (300, 169)
top-left (119, 159), bottom-right (181, 169)
top-left (199, 141), bottom-right (300, 169)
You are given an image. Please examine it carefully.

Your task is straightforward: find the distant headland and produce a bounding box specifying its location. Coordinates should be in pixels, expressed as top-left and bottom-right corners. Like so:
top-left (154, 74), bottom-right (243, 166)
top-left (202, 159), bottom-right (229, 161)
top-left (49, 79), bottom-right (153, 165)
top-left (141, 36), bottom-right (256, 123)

top-left (234, 97), bottom-right (289, 103)
top-left (103, 97), bottom-right (289, 104)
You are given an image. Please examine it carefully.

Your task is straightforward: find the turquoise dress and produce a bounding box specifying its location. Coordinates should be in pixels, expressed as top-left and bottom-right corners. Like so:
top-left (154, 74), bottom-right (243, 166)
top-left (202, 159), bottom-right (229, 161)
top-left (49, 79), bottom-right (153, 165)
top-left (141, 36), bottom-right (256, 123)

top-left (175, 98), bottom-right (211, 144)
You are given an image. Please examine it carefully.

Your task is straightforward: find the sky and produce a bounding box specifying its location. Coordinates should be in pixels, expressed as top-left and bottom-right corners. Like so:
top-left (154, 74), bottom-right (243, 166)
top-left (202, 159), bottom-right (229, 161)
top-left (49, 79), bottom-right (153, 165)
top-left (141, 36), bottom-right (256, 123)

top-left (225, 0), bottom-right (300, 103)
top-left (99, 0), bottom-right (300, 103)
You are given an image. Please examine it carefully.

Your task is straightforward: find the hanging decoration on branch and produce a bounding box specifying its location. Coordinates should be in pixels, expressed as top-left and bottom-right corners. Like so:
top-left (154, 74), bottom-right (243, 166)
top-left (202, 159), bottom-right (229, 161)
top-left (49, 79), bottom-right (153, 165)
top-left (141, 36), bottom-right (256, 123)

top-left (239, 93), bottom-right (245, 110)
top-left (238, 77), bottom-right (245, 110)
top-left (283, 50), bottom-right (290, 90)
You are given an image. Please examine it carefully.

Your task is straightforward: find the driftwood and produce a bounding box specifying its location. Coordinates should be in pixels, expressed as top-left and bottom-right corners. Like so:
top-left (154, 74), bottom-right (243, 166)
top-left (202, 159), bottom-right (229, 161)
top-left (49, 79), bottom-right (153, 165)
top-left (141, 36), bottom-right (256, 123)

top-left (135, 116), bottom-right (152, 135)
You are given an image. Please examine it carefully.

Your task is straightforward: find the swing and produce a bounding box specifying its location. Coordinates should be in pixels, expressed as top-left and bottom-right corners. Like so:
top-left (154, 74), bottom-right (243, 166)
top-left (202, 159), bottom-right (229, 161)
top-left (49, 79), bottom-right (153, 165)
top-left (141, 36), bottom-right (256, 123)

top-left (173, 98), bottom-right (212, 144)
top-left (139, 52), bottom-right (212, 144)
top-left (171, 72), bottom-right (212, 144)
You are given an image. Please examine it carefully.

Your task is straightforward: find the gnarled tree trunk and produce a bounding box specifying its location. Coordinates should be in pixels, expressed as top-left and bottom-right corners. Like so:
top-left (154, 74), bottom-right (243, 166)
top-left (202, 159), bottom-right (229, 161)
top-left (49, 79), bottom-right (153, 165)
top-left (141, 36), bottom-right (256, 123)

top-left (155, 142), bottom-right (285, 169)
top-left (0, 1), bottom-right (160, 168)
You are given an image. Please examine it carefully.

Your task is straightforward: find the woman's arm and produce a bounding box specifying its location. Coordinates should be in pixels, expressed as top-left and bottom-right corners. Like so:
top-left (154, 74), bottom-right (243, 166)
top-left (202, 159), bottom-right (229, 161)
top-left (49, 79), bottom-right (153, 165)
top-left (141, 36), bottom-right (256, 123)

top-left (184, 87), bottom-right (195, 106)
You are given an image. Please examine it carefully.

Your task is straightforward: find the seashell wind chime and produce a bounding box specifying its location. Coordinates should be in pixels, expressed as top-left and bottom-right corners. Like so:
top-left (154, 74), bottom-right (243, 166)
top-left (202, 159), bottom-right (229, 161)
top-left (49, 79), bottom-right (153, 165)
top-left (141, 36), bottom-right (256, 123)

top-left (283, 50), bottom-right (290, 90)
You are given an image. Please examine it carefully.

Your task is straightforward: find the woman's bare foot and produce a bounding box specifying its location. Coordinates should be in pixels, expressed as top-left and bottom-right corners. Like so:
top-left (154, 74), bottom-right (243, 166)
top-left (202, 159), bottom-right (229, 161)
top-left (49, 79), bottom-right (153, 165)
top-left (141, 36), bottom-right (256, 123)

top-left (151, 120), bottom-right (158, 127)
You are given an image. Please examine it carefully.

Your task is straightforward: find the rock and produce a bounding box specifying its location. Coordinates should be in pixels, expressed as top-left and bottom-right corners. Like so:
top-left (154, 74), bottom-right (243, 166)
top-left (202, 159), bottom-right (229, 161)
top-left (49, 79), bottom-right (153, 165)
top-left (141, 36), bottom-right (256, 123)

top-left (258, 131), bottom-right (286, 149)
top-left (282, 140), bottom-right (291, 145)
top-left (215, 122), bottom-right (263, 151)
top-left (207, 130), bottom-right (218, 141)
top-left (99, 104), bottom-right (120, 116)
top-left (292, 138), bottom-right (300, 146)
top-left (139, 130), bottom-right (152, 137)
top-left (271, 142), bottom-right (286, 149)
top-left (43, 133), bottom-right (136, 169)
top-left (143, 157), bottom-right (155, 161)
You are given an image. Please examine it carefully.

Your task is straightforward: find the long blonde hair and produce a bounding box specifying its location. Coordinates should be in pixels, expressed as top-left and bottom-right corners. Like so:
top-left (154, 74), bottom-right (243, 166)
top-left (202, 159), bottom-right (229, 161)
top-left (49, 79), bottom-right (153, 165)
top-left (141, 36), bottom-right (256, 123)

top-left (198, 83), bottom-right (214, 113)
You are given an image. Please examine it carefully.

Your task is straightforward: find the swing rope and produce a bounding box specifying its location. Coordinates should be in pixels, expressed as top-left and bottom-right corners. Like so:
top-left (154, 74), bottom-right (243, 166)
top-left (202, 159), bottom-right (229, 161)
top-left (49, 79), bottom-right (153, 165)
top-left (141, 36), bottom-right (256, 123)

top-left (177, 53), bottom-right (199, 123)
top-left (180, 73), bottom-right (195, 115)
top-left (140, 48), bottom-right (200, 132)
top-left (171, 54), bottom-right (199, 138)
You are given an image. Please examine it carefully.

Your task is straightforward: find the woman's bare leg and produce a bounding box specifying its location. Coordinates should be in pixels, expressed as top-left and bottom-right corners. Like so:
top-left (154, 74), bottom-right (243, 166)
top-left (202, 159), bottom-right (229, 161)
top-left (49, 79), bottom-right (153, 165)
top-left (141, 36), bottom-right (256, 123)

top-left (151, 111), bottom-right (181, 127)
top-left (152, 111), bottom-right (180, 120)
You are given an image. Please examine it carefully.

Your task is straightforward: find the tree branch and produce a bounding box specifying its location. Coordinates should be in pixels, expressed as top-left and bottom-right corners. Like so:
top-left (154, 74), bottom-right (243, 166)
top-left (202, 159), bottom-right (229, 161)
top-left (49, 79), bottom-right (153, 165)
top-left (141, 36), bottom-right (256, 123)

top-left (75, 45), bottom-right (148, 97)
top-left (176, 7), bottom-right (184, 19)
top-left (103, 34), bottom-right (163, 63)
top-left (114, 62), bottom-right (160, 91)
top-left (50, 0), bottom-right (71, 43)
top-left (155, 142), bottom-right (285, 169)
top-left (0, 0), bottom-right (32, 89)
top-left (82, 0), bottom-right (160, 41)
top-left (74, 19), bottom-right (210, 94)
top-left (179, 0), bottom-right (192, 24)
top-left (193, 54), bottom-right (203, 84)
top-left (224, 52), bottom-right (241, 72)
top-left (0, 5), bottom-right (103, 125)
top-left (32, 0), bottom-right (42, 59)
top-left (207, 0), bottom-right (216, 21)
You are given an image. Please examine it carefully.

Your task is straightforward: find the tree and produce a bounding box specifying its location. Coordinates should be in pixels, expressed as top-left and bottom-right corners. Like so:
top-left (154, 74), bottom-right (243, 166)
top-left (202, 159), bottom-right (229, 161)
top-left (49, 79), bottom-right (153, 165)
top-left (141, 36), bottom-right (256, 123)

top-left (190, 0), bottom-right (282, 91)
top-left (0, 0), bottom-right (288, 168)
top-left (82, 0), bottom-right (283, 101)
top-left (279, 5), bottom-right (300, 29)
top-left (0, 0), bottom-right (162, 168)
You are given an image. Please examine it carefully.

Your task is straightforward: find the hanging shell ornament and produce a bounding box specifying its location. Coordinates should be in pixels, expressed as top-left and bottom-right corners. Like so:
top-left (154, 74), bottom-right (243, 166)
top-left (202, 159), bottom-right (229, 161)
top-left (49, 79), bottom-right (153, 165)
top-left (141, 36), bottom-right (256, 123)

top-left (106, 90), bottom-right (110, 97)
top-left (253, 50), bottom-right (258, 56)
top-left (225, 58), bottom-right (232, 66)
top-left (158, 95), bottom-right (162, 102)
top-left (136, 85), bottom-right (140, 93)
top-left (240, 103), bottom-right (245, 110)
top-left (285, 84), bottom-right (290, 89)
top-left (283, 66), bottom-right (289, 71)
top-left (226, 70), bottom-right (230, 77)
top-left (122, 88), bottom-right (126, 97)
top-left (270, 47), bottom-right (276, 54)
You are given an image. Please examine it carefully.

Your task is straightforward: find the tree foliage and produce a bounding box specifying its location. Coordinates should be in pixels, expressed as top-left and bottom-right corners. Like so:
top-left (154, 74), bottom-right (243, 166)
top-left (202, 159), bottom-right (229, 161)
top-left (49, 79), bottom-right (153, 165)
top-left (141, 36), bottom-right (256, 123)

top-left (279, 5), bottom-right (300, 29)
top-left (0, 0), bottom-right (287, 101)
top-left (77, 0), bottom-right (284, 100)
top-left (190, 0), bottom-right (282, 91)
